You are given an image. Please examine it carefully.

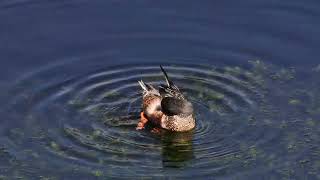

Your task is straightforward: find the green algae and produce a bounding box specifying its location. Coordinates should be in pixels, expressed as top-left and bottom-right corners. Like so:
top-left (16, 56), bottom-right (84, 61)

top-left (103, 91), bottom-right (121, 98)
top-left (68, 98), bottom-right (91, 108)
top-left (248, 60), bottom-right (269, 75)
top-left (271, 68), bottom-right (296, 82)
top-left (195, 80), bottom-right (227, 113)
top-left (92, 129), bottom-right (102, 139)
top-left (306, 118), bottom-right (316, 127)
top-left (245, 60), bottom-right (270, 88)
top-left (92, 170), bottom-right (103, 177)
top-left (208, 102), bottom-right (224, 113)
top-left (224, 66), bottom-right (243, 76)
top-left (288, 99), bottom-right (301, 105)
top-left (248, 146), bottom-right (259, 159)
top-left (50, 141), bottom-right (60, 151)
top-left (199, 90), bottom-right (225, 101)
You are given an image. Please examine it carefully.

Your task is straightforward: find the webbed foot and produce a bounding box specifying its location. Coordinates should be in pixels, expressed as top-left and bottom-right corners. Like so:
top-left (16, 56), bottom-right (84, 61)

top-left (136, 112), bottom-right (148, 130)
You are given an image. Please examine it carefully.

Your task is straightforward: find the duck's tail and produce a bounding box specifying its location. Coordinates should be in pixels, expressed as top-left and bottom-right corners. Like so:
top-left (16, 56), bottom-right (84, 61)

top-left (138, 80), bottom-right (160, 96)
top-left (160, 65), bottom-right (181, 93)
top-left (160, 65), bottom-right (172, 87)
top-left (138, 80), bottom-right (148, 92)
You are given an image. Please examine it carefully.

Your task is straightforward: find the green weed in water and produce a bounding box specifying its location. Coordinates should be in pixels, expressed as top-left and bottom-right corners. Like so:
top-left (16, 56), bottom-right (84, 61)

top-left (92, 130), bottom-right (102, 139)
top-left (306, 118), bottom-right (316, 127)
top-left (288, 99), bottom-right (301, 105)
top-left (224, 66), bottom-right (242, 76)
top-left (248, 60), bottom-right (268, 75)
top-left (92, 170), bottom-right (103, 177)
top-left (270, 68), bottom-right (296, 82)
top-left (68, 99), bottom-right (91, 108)
top-left (208, 102), bottom-right (222, 113)
top-left (248, 146), bottom-right (258, 159)
top-left (50, 141), bottom-right (60, 151)
top-left (244, 64), bottom-right (267, 87)
top-left (103, 91), bottom-right (121, 98)
top-left (203, 91), bottom-right (225, 101)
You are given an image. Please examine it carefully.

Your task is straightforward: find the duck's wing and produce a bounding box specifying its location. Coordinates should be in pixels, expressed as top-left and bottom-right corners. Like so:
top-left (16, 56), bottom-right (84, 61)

top-left (159, 65), bottom-right (184, 99)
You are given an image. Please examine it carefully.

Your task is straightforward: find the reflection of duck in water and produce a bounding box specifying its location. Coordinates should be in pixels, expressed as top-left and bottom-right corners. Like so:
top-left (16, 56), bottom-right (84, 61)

top-left (161, 130), bottom-right (194, 168)
top-left (136, 65), bottom-right (195, 132)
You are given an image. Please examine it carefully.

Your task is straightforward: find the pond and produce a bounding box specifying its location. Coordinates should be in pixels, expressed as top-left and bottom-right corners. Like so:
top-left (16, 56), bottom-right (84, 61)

top-left (0, 1), bottom-right (319, 179)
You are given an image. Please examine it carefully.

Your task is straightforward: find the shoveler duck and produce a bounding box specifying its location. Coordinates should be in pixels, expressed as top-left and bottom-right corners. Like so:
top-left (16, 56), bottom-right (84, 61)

top-left (136, 65), bottom-right (195, 132)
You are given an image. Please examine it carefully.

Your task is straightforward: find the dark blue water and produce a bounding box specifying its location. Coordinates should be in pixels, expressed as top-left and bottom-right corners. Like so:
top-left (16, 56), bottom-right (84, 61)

top-left (1, 1), bottom-right (320, 179)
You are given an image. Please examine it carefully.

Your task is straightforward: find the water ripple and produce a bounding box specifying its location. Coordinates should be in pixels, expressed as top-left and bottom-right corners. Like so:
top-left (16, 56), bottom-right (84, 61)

top-left (1, 60), bottom-right (318, 178)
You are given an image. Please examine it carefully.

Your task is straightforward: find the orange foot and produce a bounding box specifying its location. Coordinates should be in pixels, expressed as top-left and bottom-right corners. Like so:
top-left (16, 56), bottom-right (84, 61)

top-left (136, 112), bottom-right (148, 130)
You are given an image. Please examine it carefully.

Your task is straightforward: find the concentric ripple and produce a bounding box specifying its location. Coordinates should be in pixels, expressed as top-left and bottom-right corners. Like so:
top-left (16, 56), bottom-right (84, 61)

top-left (1, 60), bottom-right (319, 179)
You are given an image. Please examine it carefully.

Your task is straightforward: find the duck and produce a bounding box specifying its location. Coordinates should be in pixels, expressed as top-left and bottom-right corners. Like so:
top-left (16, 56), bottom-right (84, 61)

top-left (136, 65), bottom-right (195, 132)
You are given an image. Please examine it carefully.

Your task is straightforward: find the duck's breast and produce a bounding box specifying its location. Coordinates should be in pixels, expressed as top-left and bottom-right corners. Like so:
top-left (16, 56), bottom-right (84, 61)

top-left (161, 114), bottom-right (195, 132)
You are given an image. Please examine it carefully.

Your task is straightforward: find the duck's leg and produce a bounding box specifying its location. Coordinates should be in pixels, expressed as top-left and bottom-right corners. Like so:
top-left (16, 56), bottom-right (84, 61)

top-left (136, 112), bottom-right (148, 130)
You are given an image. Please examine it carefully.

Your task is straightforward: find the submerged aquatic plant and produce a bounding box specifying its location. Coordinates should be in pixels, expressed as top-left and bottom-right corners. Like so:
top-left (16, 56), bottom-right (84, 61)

top-left (92, 170), bottom-right (103, 177)
top-left (50, 141), bottom-right (60, 151)
top-left (224, 66), bottom-right (243, 76)
top-left (248, 60), bottom-right (269, 75)
top-left (270, 68), bottom-right (296, 82)
top-left (198, 89), bottom-right (225, 101)
top-left (288, 99), bottom-right (301, 106)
